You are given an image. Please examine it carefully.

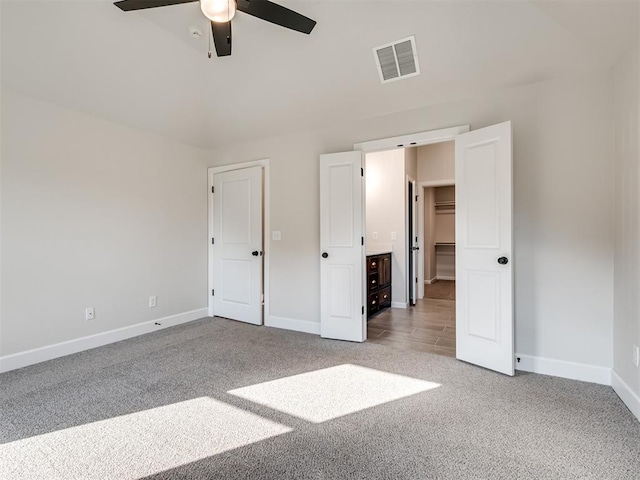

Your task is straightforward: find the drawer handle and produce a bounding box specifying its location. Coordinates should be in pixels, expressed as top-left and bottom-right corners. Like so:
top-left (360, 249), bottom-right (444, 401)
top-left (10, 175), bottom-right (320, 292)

top-left (371, 300), bottom-right (376, 305)
top-left (383, 295), bottom-right (388, 299)
top-left (371, 262), bottom-right (377, 267)
top-left (371, 279), bottom-right (376, 284)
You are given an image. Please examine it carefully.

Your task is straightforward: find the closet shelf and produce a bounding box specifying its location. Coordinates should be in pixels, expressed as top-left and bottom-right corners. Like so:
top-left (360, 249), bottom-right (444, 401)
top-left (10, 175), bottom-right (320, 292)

top-left (435, 242), bottom-right (455, 246)
top-left (435, 201), bottom-right (455, 214)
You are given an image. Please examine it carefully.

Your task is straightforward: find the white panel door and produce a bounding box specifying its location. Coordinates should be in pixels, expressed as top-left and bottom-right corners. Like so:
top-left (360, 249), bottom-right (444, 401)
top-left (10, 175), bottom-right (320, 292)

top-left (213, 166), bottom-right (263, 325)
top-left (320, 151), bottom-right (365, 342)
top-left (409, 180), bottom-right (417, 306)
top-left (455, 121), bottom-right (513, 375)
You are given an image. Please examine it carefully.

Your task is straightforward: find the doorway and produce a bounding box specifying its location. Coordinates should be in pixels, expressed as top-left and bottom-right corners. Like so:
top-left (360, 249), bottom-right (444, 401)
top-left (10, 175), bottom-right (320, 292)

top-left (364, 142), bottom-right (457, 358)
top-left (320, 122), bottom-right (514, 376)
top-left (208, 160), bottom-right (270, 325)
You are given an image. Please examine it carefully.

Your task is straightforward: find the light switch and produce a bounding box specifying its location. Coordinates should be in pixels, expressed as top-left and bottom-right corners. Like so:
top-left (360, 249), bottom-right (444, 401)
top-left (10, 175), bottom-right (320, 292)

top-left (272, 231), bottom-right (282, 241)
top-left (372, 232), bottom-right (378, 240)
top-left (391, 232), bottom-right (397, 240)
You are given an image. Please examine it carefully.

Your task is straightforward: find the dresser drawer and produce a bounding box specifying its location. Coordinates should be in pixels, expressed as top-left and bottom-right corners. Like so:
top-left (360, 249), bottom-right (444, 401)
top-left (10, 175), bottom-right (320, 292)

top-left (378, 286), bottom-right (391, 308)
top-left (367, 293), bottom-right (379, 315)
top-left (367, 256), bottom-right (379, 274)
top-left (368, 272), bottom-right (379, 291)
top-left (366, 253), bottom-right (391, 319)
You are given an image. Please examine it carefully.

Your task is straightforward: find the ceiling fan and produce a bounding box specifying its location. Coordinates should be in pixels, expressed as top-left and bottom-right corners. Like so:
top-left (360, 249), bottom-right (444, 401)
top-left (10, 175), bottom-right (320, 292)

top-left (114, 0), bottom-right (317, 57)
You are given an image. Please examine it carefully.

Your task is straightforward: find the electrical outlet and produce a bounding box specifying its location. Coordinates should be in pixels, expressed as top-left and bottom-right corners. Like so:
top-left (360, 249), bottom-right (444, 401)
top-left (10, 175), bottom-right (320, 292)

top-left (149, 296), bottom-right (157, 308)
top-left (633, 344), bottom-right (639, 368)
top-left (85, 307), bottom-right (95, 321)
top-left (391, 232), bottom-right (397, 241)
top-left (272, 231), bottom-right (281, 241)
top-left (372, 232), bottom-right (378, 240)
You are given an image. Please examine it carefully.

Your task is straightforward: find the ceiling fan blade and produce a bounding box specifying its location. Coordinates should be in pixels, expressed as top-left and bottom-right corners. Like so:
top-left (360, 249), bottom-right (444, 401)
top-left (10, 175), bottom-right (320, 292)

top-left (114, 0), bottom-right (198, 11)
top-left (211, 21), bottom-right (232, 57)
top-left (236, 0), bottom-right (316, 34)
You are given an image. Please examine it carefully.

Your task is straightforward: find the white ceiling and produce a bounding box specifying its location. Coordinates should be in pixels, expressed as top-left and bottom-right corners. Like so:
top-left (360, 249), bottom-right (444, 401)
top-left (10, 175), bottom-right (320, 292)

top-left (1, 0), bottom-right (637, 149)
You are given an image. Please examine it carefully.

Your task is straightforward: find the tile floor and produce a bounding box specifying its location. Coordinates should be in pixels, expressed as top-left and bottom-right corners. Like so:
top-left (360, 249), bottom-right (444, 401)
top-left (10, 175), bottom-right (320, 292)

top-left (367, 290), bottom-right (456, 358)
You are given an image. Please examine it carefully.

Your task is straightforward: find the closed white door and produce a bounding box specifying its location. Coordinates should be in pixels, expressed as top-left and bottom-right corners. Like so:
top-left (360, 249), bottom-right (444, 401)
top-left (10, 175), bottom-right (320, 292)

top-left (320, 151), bottom-right (365, 342)
top-left (455, 121), bottom-right (513, 375)
top-left (212, 166), bottom-right (263, 325)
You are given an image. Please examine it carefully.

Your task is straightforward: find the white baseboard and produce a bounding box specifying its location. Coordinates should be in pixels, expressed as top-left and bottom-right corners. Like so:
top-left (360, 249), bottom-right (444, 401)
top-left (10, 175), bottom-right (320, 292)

top-left (0, 308), bottom-right (209, 374)
top-left (391, 302), bottom-right (408, 309)
top-left (424, 277), bottom-right (437, 285)
top-left (611, 370), bottom-right (640, 422)
top-left (436, 276), bottom-right (456, 281)
top-left (266, 315), bottom-right (320, 335)
top-left (515, 354), bottom-right (611, 385)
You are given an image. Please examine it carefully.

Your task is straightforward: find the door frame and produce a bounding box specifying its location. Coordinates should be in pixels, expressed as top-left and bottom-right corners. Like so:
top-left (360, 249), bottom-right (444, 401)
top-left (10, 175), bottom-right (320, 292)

top-left (417, 180), bottom-right (455, 299)
top-left (208, 159), bottom-right (271, 321)
top-left (355, 125), bottom-right (469, 306)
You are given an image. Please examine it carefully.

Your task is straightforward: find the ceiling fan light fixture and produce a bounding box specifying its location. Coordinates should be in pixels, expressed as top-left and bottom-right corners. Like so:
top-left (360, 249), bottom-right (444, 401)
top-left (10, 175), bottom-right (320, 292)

top-left (200, 0), bottom-right (236, 23)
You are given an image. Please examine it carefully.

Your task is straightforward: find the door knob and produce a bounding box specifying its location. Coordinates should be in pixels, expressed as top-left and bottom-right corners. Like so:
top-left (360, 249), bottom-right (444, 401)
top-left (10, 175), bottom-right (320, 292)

top-left (497, 256), bottom-right (509, 265)
top-left (412, 246), bottom-right (420, 251)
top-left (322, 252), bottom-right (328, 258)
top-left (252, 251), bottom-right (259, 256)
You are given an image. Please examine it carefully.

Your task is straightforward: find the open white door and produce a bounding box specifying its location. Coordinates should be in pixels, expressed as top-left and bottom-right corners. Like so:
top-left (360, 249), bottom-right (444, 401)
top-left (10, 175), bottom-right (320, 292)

top-left (320, 151), bottom-right (365, 342)
top-left (455, 121), bottom-right (513, 375)
top-left (408, 179), bottom-right (417, 306)
top-left (212, 166), bottom-right (263, 325)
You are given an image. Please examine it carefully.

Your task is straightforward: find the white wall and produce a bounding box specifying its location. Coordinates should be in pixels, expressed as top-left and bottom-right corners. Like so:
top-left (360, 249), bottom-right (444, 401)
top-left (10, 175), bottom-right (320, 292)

top-left (417, 141), bottom-right (455, 183)
top-left (0, 90), bottom-right (210, 357)
top-left (613, 7), bottom-right (640, 402)
top-left (405, 147), bottom-right (417, 181)
top-left (365, 150), bottom-right (406, 305)
top-left (210, 68), bottom-right (615, 369)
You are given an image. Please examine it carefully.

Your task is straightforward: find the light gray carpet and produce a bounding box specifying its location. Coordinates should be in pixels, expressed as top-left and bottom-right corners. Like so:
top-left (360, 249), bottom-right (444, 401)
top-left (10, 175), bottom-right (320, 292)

top-left (1, 318), bottom-right (639, 480)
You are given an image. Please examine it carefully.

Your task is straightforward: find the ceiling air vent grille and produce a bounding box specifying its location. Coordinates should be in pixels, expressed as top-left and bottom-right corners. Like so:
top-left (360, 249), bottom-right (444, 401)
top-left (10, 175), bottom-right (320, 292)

top-left (373, 36), bottom-right (420, 84)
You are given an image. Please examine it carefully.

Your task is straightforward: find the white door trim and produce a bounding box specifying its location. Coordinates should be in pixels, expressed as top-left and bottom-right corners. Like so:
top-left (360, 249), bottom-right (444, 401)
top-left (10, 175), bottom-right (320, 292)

top-left (417, 180), bottom-right (455, 298)
top-left (208, 160), bottom-right (270, 321)
top-left (355, 126), bottom-right (467, 303)
top-left (354, 125), bottom-right (469, 152)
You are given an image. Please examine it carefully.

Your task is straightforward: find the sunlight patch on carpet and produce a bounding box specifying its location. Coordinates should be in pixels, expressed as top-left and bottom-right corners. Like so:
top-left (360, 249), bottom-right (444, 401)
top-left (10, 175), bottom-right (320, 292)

top-left (228, 364), bottom-right (440, 423)
top-left (0, 397), bottom-right (291, 480)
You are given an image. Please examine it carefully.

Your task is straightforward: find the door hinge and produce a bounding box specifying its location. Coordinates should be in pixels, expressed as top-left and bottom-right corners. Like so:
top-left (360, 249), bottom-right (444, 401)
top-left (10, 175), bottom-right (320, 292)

top-left (261, 293), bottom-right (264, 304)
top-left (212, 186), bottom-right (214, 193)
top-left (362, 306), bottom-right (365, 315)
top-left (361, 236), bottom-right (364, 246)
top-left (212, 238), bottom-right (215, 245)
top-left (361, 167), bottom-right (364, 177)
top-left (212, 289), bottom-right (215, 296)
top-left (415, 195), bottom-right (418, 202)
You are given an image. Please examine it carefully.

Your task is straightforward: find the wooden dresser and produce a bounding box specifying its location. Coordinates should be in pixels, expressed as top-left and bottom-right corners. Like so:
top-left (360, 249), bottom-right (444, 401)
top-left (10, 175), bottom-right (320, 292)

top-left (366, 252), bottom-right (391, 318)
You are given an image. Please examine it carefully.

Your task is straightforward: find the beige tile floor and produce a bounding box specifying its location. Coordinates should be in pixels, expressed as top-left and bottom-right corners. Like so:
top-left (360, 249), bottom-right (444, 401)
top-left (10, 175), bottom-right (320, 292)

top-left (367, 297), bottom-right (456, 357)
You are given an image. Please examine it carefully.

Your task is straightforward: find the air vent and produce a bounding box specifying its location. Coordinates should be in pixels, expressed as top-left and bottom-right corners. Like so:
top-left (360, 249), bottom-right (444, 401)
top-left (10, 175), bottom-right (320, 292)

top-left (373, 36), bottom-right (420, 84)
